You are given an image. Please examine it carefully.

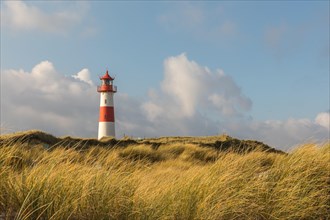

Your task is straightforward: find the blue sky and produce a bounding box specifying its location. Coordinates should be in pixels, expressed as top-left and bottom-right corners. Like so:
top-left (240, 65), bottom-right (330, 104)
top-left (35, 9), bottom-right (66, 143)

top-left (1, 1), bottom-right (329, 150)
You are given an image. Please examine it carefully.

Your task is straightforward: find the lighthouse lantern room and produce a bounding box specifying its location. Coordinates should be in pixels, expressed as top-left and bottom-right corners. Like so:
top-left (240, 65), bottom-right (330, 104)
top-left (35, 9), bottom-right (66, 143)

top-left (97, 70), bottom-right (117, 139)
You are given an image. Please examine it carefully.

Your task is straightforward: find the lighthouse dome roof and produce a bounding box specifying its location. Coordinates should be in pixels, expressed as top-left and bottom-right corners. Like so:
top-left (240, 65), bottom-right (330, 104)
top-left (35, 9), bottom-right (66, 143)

top-left (100, 70), bottom-right (114, 80)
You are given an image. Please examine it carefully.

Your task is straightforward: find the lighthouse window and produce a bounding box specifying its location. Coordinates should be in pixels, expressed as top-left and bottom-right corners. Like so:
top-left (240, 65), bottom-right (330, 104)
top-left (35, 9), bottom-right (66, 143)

top-left (104, 99), bottom-right (107, 104)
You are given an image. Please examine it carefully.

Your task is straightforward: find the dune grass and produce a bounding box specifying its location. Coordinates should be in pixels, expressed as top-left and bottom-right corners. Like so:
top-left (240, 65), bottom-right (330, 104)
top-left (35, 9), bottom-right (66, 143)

top-left (0, 133), bottom-right (329, 219)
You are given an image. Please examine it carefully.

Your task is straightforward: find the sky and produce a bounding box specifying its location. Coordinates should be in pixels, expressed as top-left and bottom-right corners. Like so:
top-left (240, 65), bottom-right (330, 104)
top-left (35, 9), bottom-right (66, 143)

top-left (1, 1), bottom-right (329, 150)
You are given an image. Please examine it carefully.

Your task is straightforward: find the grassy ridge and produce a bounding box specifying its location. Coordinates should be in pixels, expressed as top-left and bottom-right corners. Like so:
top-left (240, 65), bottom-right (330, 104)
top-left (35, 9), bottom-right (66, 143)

top-left (0, 131), bottom-right (329, 219)
top-left (0, 130), bottom-right (284, 153)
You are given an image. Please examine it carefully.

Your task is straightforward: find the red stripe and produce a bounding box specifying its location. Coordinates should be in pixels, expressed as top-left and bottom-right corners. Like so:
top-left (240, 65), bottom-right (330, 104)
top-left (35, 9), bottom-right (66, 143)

top-left (99, 106), bottom-right (114, 122)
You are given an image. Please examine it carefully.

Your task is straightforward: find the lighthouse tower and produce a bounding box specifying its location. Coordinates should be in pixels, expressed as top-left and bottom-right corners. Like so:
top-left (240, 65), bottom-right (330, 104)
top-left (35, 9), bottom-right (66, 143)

top-left (97, 70), bottom-right (117, 140)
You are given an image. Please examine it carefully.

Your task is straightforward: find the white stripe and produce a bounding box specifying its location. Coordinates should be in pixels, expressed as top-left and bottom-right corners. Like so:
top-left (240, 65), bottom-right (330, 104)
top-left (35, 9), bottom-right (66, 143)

top-left (99, 92), bottom-right (114, 107)
top-left (98, 122), bottom-right (115, 139)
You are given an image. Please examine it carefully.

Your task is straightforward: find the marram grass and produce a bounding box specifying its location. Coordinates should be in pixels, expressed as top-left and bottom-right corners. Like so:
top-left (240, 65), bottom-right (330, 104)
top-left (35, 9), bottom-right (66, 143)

top-left (0, 133), bottom-right (329, 219)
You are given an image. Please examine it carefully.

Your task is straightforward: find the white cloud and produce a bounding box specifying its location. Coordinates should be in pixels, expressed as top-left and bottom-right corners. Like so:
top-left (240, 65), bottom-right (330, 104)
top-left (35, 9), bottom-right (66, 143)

top-left (148, 53), bottom-right (252, 119)
top-left (141, 101), bottom-right (164, 121)
top-left (1, 55), bottom-right (328, 150)
top-left (242, 118), bottom-right (328, 149)
top-left (1, 1), bottom-right (89, 34)
top-left (161, 54), bottom-right (206, 117)
top-left (1, 61), bottom-right (98, 136)
top-left (315, 112), bottom-right (330, 130)
top-left (138, 54), bottom-right (328, 149)
top-left (72, 69), bottom-right (94, 86)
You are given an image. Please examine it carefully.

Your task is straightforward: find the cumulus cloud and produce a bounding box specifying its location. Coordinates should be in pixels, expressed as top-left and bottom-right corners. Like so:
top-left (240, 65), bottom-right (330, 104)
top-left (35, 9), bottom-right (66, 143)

top-left (1, 1), bottom-right (89, 34)
top-left (1, 61), bottom-right (98, 136)
top-left (223, 117), bottom-right (329, 149)
top-left (121, 54), bottom-right (328, 149)
top-left (143, 53), bottom-right (252, 120)
top-left (1, 54), bottom-right (328, 150)
top-left (315, 112), bottom-right (330, 130)
top-left (72, 69), bottom-right (94, 86)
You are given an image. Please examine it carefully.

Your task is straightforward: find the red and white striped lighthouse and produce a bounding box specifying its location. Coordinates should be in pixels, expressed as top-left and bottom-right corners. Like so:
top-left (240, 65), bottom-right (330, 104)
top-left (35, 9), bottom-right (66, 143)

top-left (97, 70), bottom-right (117, 139)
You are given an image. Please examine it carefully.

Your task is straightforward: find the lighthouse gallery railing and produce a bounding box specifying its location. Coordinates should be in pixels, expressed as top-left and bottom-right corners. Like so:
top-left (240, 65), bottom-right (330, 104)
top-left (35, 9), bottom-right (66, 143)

top-left (97, 85), bottom-right (117, 92)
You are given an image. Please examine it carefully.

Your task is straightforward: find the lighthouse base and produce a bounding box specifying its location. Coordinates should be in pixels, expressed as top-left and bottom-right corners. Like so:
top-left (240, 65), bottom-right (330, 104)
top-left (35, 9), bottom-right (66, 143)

top-left (98, 122), bottom-right (115, 140)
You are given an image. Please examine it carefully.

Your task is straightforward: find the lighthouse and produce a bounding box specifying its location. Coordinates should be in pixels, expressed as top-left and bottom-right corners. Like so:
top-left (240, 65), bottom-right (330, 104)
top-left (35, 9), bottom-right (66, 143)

top-left (97, 70), bottom-right (117, 139)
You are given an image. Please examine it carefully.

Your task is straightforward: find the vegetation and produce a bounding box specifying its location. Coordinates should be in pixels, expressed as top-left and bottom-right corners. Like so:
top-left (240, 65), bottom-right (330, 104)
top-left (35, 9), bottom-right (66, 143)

top-left (0, 130), bottom-right (329, 219)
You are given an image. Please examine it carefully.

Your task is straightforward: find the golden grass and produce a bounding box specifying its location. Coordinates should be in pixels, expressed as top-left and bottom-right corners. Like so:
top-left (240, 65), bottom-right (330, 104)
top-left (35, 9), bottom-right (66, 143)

top-left (0, 132), bottom-right (329, 219)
